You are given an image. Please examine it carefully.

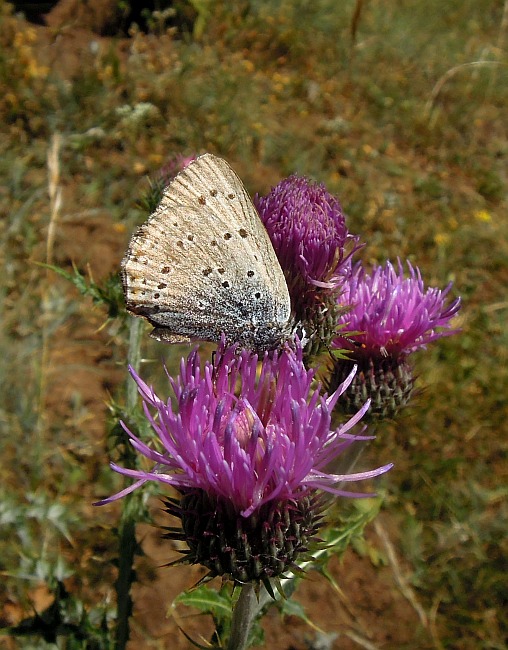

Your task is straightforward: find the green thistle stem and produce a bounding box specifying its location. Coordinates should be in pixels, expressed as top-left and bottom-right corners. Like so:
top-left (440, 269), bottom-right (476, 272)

top-left (228, 583), bottom-right (257, 650)
top-left (126, 317), bottom-right (143, 408)
top-left (115, 317), bottom-right (143, 650)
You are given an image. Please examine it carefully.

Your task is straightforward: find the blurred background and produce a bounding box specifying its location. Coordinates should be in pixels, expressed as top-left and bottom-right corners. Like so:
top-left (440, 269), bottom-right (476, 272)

top-left (1, 1), bottom-right (506, 648)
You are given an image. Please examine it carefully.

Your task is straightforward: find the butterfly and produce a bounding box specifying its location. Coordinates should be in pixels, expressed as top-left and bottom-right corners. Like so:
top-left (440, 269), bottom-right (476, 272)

top-left (121, 154), bottom-right (293, 351)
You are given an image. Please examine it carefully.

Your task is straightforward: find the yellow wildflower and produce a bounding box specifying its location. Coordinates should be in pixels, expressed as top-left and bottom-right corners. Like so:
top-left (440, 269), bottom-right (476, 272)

top-left (474, 210), bottom-right (491, 222)
top-left (434, 233), bottom-right (451, 246)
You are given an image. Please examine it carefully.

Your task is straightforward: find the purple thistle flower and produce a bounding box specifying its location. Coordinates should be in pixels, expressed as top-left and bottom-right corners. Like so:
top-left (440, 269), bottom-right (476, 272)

top-left (157, 153), bottom-right (196, 186)
top-left (329, 260), bottom-right (461, 419)
top-left (255, 176), bottom-right (361, 356)
top-left (335, 260), bottom-right (461, 359)
top-left (141, 154), bottom-right (197, 214)
top-left (98, 341), bottom-right (391, 517)
top-left (97, 341), bottom-right (392, 583)
top-left (255, 176), bottom-right (355, 290)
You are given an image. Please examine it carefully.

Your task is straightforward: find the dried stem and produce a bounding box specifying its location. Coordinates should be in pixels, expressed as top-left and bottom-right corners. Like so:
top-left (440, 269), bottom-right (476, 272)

top-left (46, 133), bottom-right (62, 267)
top-left (37, 133), bottom-right (63, 443)
top-left (374, 519), bottom-right (429, 630)
top-left (424, 61), bottom-right (506, 121)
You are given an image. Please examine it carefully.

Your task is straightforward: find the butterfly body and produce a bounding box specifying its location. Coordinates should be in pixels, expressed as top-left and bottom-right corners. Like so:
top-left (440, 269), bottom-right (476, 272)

top-left (122, 154), bottom-right (293, 351)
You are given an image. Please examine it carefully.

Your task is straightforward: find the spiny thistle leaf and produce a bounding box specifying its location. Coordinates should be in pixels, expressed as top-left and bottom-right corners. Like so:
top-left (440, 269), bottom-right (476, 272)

top-left (40, 262), bottom-right (124, 320)
top-left (173, 584), bottom-right (233, 616)
top-left (137, 176), bottom-right (167, 215)
top-left (315, 497), bottom-right (384, 577)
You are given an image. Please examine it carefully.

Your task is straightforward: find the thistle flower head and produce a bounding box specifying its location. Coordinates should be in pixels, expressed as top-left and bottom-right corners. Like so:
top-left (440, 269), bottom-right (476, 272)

top-left (335, 260), bottom-right (461, 360)
top-left (157, 153), bottom-right (196, 186)
top-left (255, 176), bottom-right (361, 356)
top-left (98, 340), bottom-right (391, 583)
top-left (255, 176), bottom-right (354, 290)
top-left (140, 154), bottom-right (196, 214)
top-left (329, 260), bottom-right (461, 419)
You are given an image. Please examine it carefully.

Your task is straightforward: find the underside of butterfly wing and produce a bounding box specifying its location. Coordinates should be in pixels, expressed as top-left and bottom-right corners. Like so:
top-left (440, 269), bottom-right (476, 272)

top-left (122, 156), bottom-right (292, 350)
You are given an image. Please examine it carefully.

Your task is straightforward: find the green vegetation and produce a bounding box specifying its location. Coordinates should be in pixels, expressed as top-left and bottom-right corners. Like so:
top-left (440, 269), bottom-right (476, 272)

top-left (1, 0), bottom-right (506, 647)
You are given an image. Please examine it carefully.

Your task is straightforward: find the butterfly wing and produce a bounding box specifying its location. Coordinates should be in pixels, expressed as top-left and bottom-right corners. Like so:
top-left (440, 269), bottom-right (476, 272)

top-left (157, 154), bottom-right (289, 308)
top-left (122, 154), bottom-right (292, 349)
